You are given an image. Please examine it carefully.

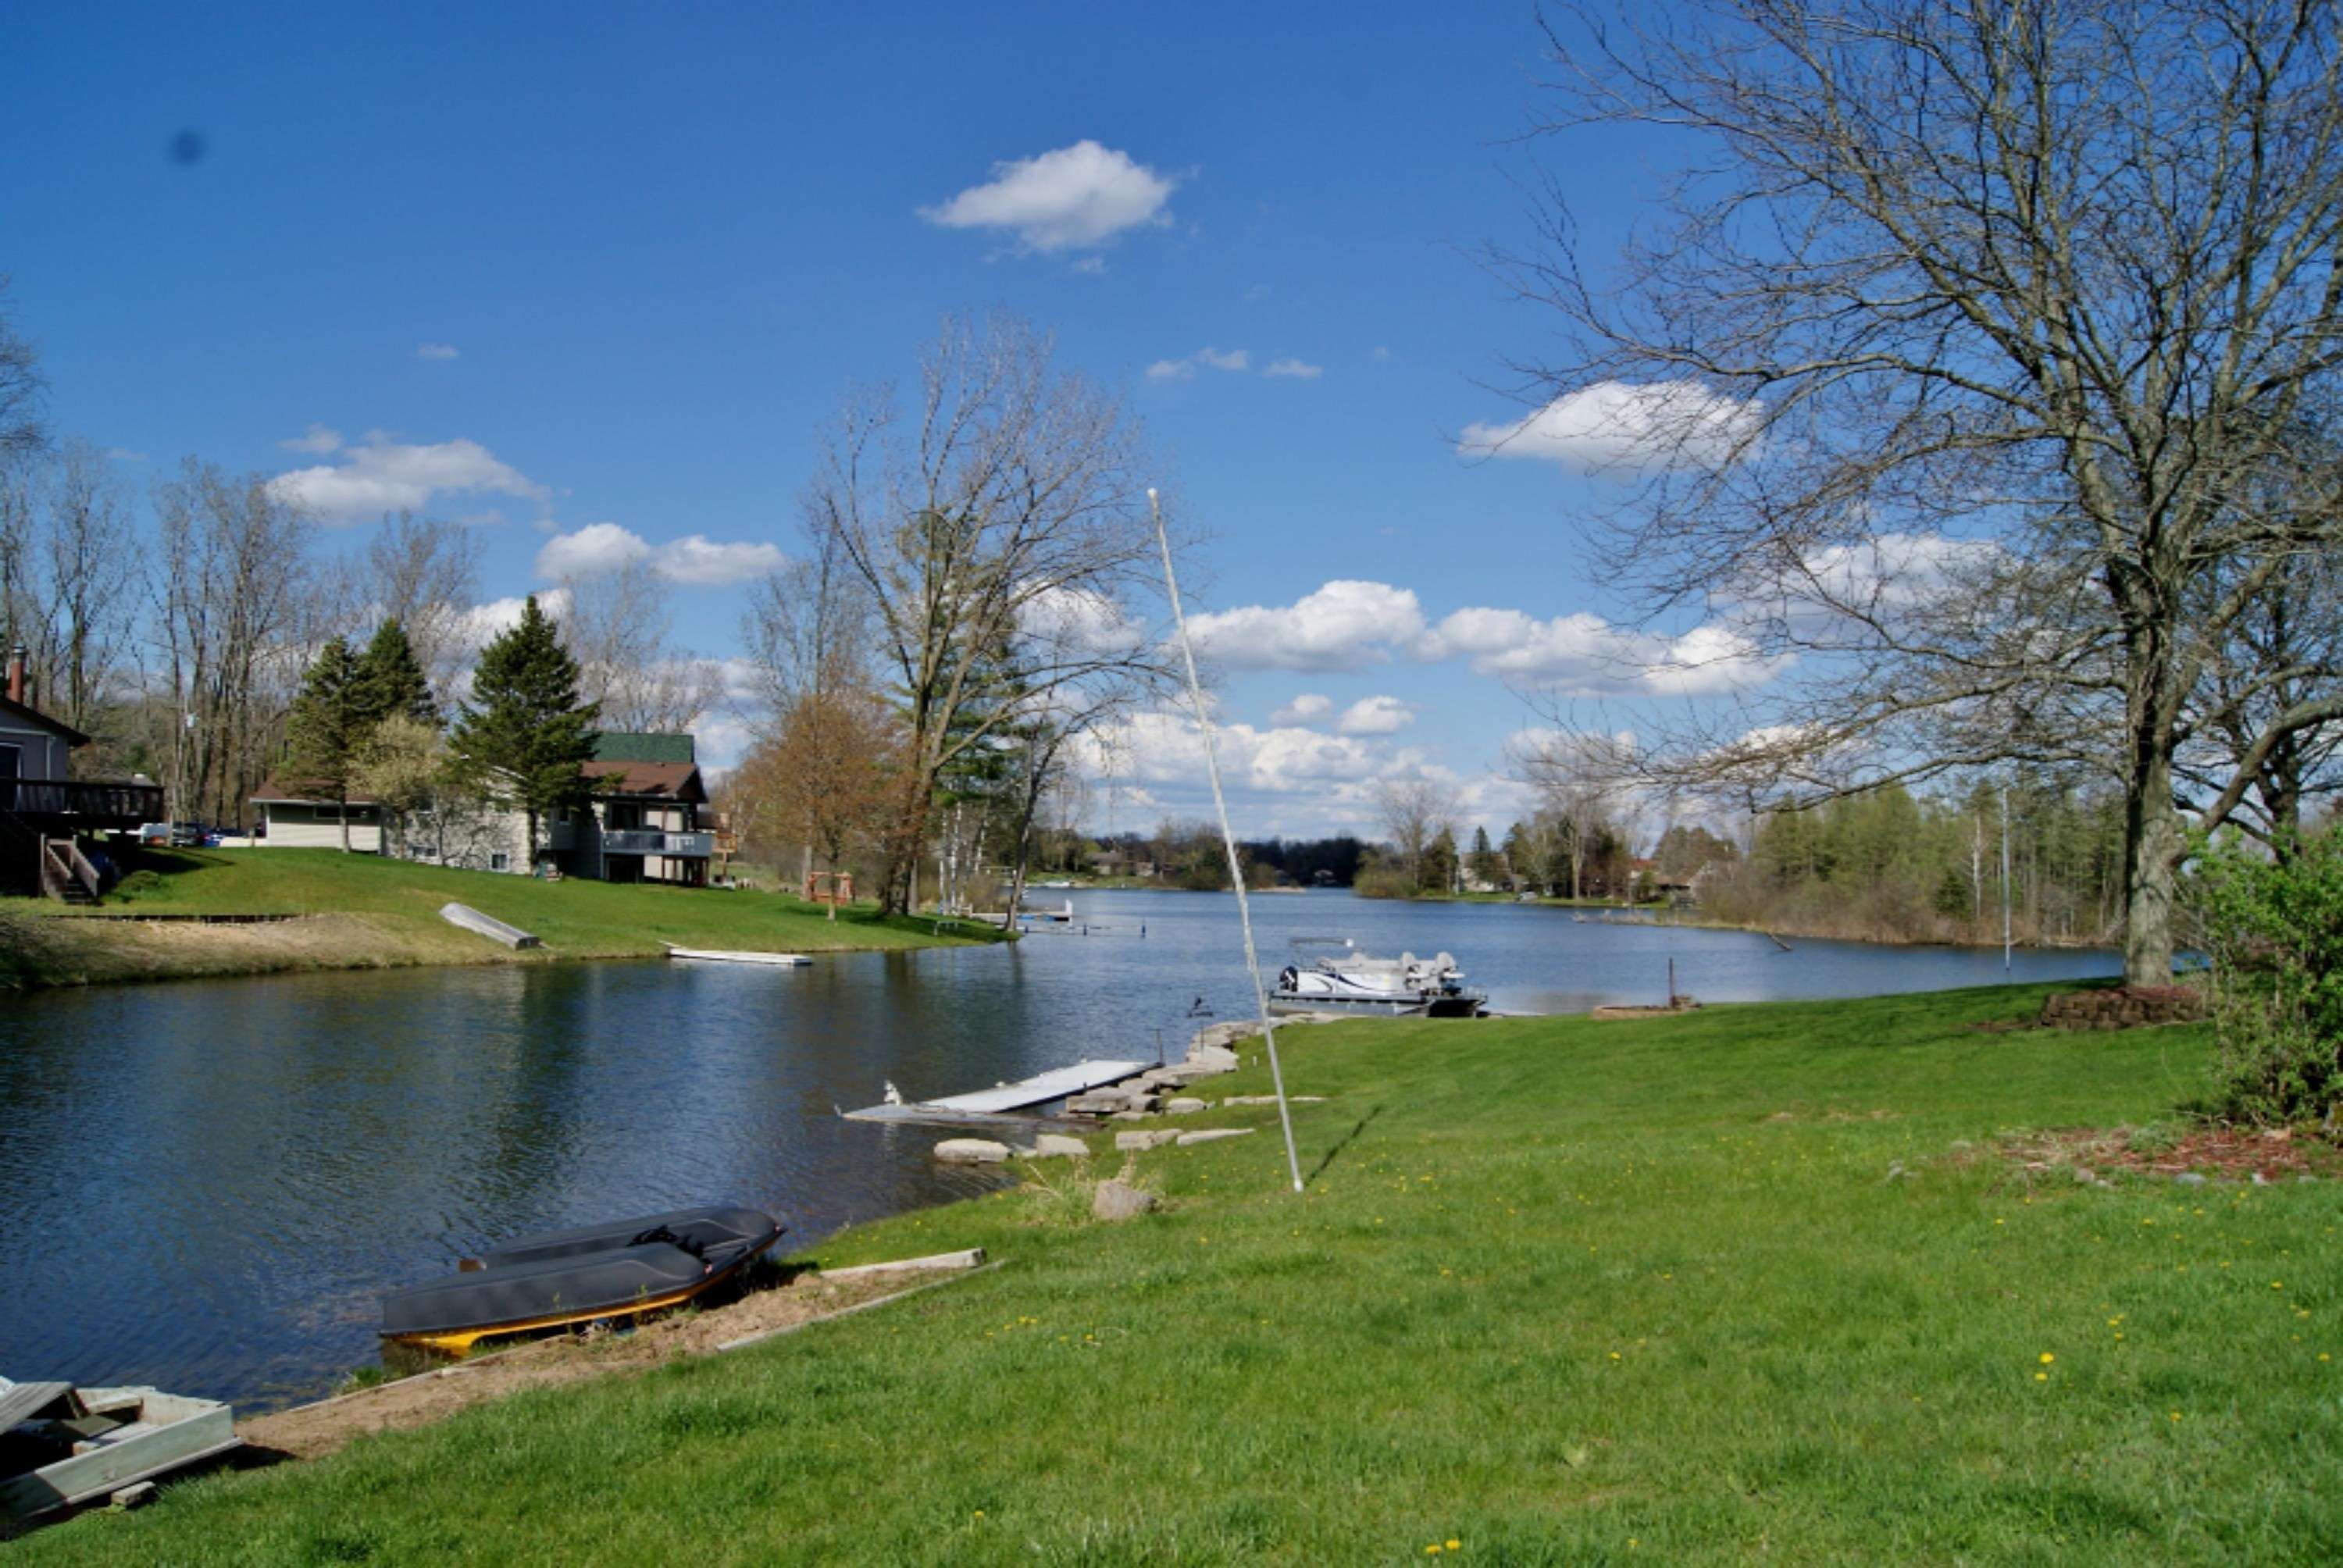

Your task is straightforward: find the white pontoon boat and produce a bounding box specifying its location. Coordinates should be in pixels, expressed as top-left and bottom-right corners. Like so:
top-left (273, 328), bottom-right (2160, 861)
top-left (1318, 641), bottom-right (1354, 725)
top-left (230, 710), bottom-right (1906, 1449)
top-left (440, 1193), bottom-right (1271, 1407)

top-left (1270, 939), bottom-right (1485, 1017)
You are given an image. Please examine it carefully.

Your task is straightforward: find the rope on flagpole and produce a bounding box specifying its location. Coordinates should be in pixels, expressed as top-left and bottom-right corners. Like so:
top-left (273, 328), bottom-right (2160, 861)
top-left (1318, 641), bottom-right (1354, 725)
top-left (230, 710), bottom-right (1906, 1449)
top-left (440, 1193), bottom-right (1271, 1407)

top-left (1149, 488), bottom-right (1305, 1194)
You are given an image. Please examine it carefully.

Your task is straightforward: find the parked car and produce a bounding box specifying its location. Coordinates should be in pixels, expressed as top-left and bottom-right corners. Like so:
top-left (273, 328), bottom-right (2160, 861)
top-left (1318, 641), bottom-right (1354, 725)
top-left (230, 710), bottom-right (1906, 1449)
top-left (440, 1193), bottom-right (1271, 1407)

top-left (137, 822), bottom-right (172, 846)
top-left (169, 821), bottom-right (207, 847)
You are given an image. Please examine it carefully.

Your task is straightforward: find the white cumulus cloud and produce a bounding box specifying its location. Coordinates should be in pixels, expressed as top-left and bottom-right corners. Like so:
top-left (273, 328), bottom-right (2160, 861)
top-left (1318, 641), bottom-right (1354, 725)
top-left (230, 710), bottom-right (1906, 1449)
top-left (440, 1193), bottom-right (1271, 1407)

top-left (1459, 380), bottom-right (1762, 475)
top-left (1020, 584), bottom-right (1145, 654)
top-left (537, 522), bottom-right (651, 580)
top-left (271, 436), bottom-right (549, 524)
top-left (415, 343), bottom-right (461, 362)
top-left (919, 140), bottom-right (1177, 253)
top-left (1643, 623), bottom-right (1780, 696)
top-left (1424, 606), bottom-right (1626, 685)
top-left (1264, 358), bottom-right (1323, 380)
top-left (1271, 693), bottom-right (1333, 726)
top-left (1149, 347), bottom-right (1250, 381)
top-left (537, 525), bottom-right (790, 586)
top-left (279, 424), bottom-right (344, 454)
top-left (656, 534), bottom-right (786, 586)
top-left (459, 588), bottom-right (571, 650)
top-left (1185, 580), bottom-right (1428, 672)
top-left (1336, 695), bottom-right (1416, 735)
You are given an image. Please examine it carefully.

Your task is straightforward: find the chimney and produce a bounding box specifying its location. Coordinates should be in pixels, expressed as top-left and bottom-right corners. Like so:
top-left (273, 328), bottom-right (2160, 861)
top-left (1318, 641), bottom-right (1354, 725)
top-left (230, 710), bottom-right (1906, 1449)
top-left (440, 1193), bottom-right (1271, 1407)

top-left (5, 645), bottom-right (23, 706)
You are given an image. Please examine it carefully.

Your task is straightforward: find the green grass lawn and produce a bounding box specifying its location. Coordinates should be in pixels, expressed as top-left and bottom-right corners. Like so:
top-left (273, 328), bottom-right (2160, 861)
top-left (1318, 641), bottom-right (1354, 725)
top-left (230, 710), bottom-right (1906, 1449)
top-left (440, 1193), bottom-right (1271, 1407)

top-left (19, 985), bottom-right (2340, 1563)
top-left (4, 849), bottom-right (997, 987)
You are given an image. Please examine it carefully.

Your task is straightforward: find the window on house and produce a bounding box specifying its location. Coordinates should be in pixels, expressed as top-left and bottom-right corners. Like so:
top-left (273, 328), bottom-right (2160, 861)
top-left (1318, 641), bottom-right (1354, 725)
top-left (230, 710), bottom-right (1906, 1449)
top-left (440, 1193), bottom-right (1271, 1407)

top-left (490, 852), bottom-right (510, 872)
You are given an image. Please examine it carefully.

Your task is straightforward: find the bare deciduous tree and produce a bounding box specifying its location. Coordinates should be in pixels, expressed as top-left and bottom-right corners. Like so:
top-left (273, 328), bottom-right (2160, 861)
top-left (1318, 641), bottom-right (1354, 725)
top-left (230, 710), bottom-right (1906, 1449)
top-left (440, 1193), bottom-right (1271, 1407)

top-left (740, 526), bottom-right (872, 712)
top-left (1514, 732), bottom-right (1632, 900)
top-left (555, 561), bottom-right (725, 734)
top-left (1370, 775), bottom-right (1462, 884)
top-left (152, 460), bottom-right (316, 828)
top-left (362, 512), bottom-right (484, 710)
top-left (2, 440), bottom-right (141, 744)
top-left (804, 313), bottom-right (1174, 914)
top-left (0, 280), bottom-right (45, 465)
top-left (1510, 0), bottom-right (2343, 985)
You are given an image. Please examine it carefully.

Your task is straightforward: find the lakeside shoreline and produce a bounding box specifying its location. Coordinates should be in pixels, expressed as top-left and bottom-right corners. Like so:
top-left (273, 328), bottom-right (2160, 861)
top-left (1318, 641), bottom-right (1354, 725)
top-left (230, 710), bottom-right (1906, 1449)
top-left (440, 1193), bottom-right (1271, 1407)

top-left (19, 985), bottom-right (2340, 1563)
top-left (2, 848), bottom-right (1005, 992)
top-left (1361, 888), bottom-right (2110, 954)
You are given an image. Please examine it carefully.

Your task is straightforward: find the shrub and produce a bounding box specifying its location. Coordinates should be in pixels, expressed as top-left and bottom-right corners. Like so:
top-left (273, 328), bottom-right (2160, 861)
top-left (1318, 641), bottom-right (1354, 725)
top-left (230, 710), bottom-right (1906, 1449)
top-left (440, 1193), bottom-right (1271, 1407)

top-left (1351, 864), bottom-right (1416, 900)
top-left (2188, 829), bottom-right (2343, 1125)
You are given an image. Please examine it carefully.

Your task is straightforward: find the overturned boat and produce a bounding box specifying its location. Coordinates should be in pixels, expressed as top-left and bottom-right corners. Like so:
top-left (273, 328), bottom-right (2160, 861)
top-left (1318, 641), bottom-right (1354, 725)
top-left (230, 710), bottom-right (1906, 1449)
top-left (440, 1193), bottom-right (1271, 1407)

top-left (1271, 939), bottom-right (1486, 1017)
top-left (381, 1205), bottom-right (784, 1354)
top-left (1, 1378), bottom-right (241, 1523)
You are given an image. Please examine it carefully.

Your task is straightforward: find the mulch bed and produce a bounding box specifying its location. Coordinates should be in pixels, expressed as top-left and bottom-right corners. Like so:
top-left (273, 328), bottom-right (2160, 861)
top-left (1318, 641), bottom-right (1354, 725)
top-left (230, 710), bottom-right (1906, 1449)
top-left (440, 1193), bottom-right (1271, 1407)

top-left (1999, 1124), bottom-right (2343, 1184)
top-left (1970, 986), bottom-right (2211, 1035)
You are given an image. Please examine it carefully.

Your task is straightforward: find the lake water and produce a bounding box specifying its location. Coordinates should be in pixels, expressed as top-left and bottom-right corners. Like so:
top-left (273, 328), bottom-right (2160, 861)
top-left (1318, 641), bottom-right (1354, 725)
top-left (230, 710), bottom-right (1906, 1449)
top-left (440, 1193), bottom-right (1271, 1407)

top-left (0, 890), bottom-right (2117, 1409)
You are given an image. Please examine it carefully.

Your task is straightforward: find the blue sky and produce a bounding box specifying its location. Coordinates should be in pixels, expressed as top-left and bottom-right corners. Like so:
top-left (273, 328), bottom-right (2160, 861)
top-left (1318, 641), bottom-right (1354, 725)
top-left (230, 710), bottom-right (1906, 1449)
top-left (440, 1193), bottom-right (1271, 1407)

top-left (5, 2), bottom-right (1745, 838)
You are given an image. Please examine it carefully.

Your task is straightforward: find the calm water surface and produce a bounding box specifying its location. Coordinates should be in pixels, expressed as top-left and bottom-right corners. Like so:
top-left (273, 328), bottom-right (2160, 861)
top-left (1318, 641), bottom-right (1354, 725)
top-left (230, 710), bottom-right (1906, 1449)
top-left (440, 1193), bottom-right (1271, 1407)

top-left (0, 889), bottom-right (2117, 1408)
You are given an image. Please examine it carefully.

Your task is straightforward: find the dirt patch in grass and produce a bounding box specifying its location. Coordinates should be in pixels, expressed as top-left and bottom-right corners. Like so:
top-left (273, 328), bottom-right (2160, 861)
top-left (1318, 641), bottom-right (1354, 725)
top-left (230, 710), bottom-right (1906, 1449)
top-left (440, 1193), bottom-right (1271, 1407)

top-left (1998, 1124), bottom-right (2343, 1184)
top-left (239, 1264), bottom-right (972, 1461)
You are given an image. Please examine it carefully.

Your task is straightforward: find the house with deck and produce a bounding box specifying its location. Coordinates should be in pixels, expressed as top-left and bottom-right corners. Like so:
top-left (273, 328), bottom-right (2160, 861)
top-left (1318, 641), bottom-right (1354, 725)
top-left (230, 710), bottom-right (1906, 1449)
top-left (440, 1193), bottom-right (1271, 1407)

top-left (251, 731), bottom-right (711, 886)
top-left (548, 732), bottom-right (713, 886)
top-left (0, 646), bottom-right (163, 902)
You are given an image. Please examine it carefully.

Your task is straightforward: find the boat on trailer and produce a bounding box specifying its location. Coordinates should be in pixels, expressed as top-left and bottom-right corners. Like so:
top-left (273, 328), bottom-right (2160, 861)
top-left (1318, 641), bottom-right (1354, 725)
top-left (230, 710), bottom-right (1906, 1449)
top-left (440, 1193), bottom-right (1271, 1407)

top-left (380, 1205), bottom-right (784, 1354)
top-left (1270, 939), bottom-right (1486, 1017)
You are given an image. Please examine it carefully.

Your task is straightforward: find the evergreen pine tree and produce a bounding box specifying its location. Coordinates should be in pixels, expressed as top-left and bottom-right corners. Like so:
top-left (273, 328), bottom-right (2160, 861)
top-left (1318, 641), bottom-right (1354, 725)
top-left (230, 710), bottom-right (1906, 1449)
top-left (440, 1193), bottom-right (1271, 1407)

top-left (283, 636), bottom-right (368, 852)
top-left (1421, 827), bottom-right (1460, 895)
top-left (353, 619), bottom-right (437, 729)
top-left (450, 597), bottom-right (600, 868)
top-left (1467, 824), bottom-right (1503, 888)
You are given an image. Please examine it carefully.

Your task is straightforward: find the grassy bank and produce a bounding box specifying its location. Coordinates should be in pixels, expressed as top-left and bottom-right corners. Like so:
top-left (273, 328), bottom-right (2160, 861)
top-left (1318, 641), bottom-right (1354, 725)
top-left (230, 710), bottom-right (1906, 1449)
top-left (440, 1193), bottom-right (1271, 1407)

top-left (18, 984), bottom-right (2339, 1561)
top-left (2, 849), bottom-right (1000, 989)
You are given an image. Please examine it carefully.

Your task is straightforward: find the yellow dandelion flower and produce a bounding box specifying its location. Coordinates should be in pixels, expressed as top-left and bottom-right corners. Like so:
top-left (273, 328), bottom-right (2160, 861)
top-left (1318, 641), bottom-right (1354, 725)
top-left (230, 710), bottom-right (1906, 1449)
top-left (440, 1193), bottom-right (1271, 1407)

top-left (2039, 1352), bottom-right (2055, 1364)
top-left (2035, 1372), bottom-right (2049, 1382)
top-left (1447, 1540), bottom-right (1461, 1551)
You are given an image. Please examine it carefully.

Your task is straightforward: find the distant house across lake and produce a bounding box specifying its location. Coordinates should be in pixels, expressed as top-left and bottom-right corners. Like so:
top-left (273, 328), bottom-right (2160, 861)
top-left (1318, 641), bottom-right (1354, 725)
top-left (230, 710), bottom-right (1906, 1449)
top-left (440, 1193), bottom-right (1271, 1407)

top-left (251, 731), bottom-right (711, 886)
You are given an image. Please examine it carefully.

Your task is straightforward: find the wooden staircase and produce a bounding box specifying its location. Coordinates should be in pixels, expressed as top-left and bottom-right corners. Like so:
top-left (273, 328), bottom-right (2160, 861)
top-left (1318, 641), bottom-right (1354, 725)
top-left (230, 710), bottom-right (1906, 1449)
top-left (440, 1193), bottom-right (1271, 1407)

top-left (3, 811), bottom-right (102, 903)
top-left (42, 838), bottom-right (102, 903)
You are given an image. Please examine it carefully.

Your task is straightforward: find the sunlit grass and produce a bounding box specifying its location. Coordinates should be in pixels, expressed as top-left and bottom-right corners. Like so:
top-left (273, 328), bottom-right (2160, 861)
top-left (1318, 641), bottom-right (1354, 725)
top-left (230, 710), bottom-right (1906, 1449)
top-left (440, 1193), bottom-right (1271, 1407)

top-left (19, 984), bottom-right (2340, 1563)
top-left (9, 848), bottom-right (997, 985)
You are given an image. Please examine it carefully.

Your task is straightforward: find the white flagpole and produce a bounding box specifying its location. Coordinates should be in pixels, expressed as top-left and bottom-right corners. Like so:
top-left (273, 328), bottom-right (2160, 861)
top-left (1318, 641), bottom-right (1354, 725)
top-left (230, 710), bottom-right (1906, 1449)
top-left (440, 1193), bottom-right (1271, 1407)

top-left (1149, 489), bottom-right (1305, 1194)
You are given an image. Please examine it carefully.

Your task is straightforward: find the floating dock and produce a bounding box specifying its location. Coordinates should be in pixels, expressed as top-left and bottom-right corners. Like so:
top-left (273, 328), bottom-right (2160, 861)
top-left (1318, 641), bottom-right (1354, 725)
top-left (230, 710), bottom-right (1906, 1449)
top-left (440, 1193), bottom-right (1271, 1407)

top-left (841, 1058), bottom-right (1149, 1125)
top-left (664, 946), bottom-right (811, 967)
